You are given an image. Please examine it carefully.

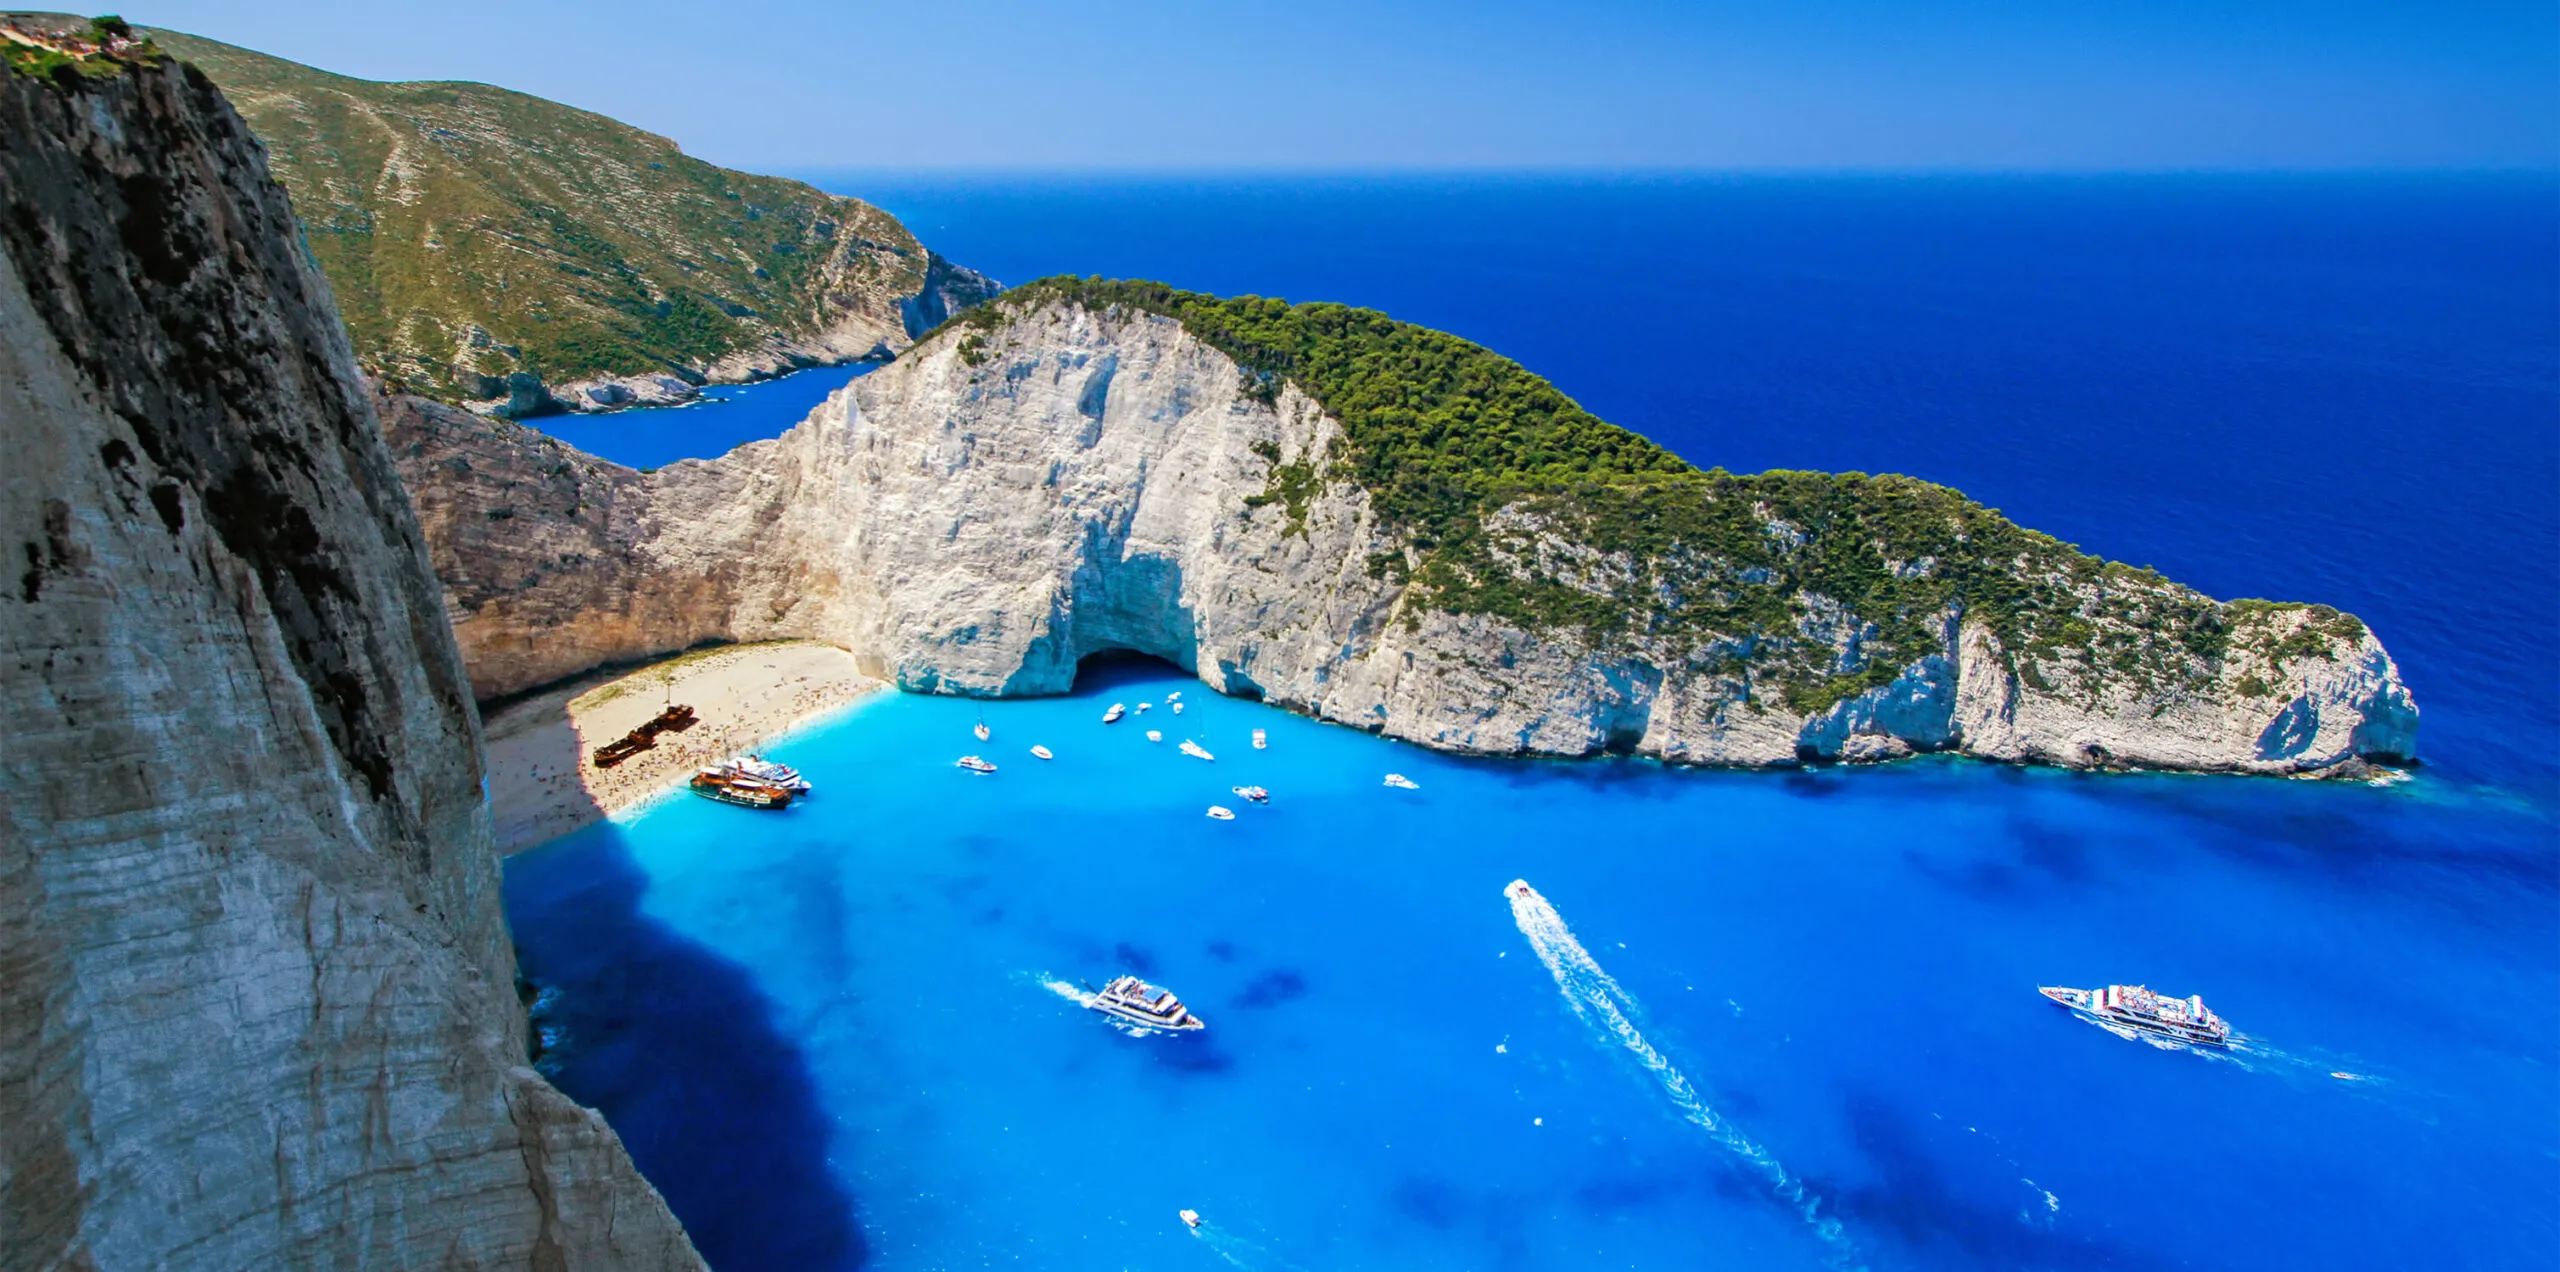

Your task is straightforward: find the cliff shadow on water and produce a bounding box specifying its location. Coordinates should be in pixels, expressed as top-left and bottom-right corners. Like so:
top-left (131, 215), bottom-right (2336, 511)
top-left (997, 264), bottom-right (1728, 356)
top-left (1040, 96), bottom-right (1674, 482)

top-left (504, 830), bottom-right (863, 1271)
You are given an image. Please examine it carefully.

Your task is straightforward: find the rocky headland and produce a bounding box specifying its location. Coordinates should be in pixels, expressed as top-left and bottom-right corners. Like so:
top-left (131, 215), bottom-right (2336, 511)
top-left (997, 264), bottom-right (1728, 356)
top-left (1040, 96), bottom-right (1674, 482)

top-left (141, 26), bottom-right (1000, 417)
top-left (394, 281), bottom-right (2418, 776)
top-left (0, 36), bottom-right (701, 1268)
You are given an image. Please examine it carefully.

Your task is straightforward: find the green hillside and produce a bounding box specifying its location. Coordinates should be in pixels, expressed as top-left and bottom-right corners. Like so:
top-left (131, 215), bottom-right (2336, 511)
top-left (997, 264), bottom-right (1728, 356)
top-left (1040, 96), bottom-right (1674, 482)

top-left (151, 29), bottom-right (988, 402)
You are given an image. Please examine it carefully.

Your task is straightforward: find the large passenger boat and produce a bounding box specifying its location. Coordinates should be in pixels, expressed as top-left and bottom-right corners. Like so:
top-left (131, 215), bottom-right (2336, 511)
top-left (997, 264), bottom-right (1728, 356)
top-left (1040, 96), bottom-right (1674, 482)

top-left (2040, 983), bottom-right (2231, 1048)
top-left (1087, 975), bottom-right (1206, 1032)
top-left (690, 769), bottom-right (794, 809)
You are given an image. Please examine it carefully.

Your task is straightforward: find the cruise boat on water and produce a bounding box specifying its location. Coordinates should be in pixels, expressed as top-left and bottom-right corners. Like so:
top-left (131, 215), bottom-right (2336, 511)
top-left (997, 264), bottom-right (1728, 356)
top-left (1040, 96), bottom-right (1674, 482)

top-left (1103, 703), bottom-right (1126, 723)
top-left (2040, 983), bottom-right (2231, 1048)
top-left (1180, 1209), bottom-right (1201, 1230)
top-left (690, 769), bottom-right (794, 809)
top-left (715, 754), bottom-right (810, 795)
top-left (1030, 745), bottom-right (1054, 760)
top-left (1087, 975), bottom-right (1206, 1032)
top-left (1230, 785), bottom-right (1269, 803)
top-left (1179, 739), bottom-right (1214, 761)
top-left (956, 755), bottom-right (997, 774)
top-left (1384, 773), bottom-right (1419, 790)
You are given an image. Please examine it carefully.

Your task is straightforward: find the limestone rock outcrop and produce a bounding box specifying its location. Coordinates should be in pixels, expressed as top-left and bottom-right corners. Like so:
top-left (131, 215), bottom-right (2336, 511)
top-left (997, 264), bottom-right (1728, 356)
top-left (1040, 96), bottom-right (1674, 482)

top-left (1, 51), bottom-right (701, 1269)
top-left (398, 299), bottom-right (2416, 775)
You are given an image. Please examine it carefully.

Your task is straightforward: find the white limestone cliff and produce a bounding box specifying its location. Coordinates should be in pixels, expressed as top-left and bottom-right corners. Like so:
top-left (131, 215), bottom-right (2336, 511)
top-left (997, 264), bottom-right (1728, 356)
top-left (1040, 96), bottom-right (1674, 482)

top-left (403, 300), bottom-right (2416, 776)
top-left (0, 51), bottom-right (703, 1269)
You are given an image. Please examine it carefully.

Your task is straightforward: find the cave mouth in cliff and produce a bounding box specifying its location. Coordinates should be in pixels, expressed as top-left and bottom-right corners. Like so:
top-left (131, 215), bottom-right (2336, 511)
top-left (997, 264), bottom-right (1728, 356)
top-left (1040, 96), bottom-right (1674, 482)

top-left (1069, 649), bottom-right (1192, 694)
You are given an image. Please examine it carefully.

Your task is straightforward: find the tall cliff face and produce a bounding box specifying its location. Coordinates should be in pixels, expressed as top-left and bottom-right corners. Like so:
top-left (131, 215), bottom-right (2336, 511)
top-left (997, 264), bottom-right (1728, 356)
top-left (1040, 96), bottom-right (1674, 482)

top-left (0, 50), bottom-right (702, 1269)
top-left (399, 298), bottom-right (2416, 775)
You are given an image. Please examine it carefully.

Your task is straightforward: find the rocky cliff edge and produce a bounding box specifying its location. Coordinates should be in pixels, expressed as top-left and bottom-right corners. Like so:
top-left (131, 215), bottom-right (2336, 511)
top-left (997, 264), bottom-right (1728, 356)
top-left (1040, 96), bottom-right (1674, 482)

top-left (0, 44), bottom-right (702, 1269)
top-left (399, 291), bottom-right (2416, 777)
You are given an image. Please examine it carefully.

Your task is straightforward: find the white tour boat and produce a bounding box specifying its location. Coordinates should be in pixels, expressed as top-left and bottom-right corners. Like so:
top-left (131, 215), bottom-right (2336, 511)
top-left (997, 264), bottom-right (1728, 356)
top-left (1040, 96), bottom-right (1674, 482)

top-left (1087, 975), bottom-right (1206, 1032)
top-left (956, 755), bottom-right (997, 774)
top-left (1384, 773), bottom-right (1419, 789)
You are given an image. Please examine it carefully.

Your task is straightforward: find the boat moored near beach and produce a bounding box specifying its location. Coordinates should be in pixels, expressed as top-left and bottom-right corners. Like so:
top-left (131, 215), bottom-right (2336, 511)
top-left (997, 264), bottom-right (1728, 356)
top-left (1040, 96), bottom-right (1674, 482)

top-left (1088, 975), bottom-right (1207, 1032)
top-left (690, 769), bottom-right (794, 809)
top-left (715, 754), bottom-right (810, 795)
top-left (2041, 983), bottom-right (2231, 1048)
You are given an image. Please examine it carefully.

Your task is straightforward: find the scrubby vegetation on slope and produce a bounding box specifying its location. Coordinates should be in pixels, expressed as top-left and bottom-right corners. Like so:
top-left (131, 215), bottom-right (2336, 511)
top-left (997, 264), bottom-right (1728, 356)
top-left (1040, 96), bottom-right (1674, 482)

top-left (947, 278), bottom-right (2362, 712)
top-left (149, 29), bottom-right (951, 399)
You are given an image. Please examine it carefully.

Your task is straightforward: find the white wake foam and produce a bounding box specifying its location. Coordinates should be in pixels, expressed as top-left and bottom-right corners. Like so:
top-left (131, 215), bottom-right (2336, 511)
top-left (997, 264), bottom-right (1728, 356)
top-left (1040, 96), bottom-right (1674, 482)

top-left (1507, 880), bottom-right (1862, 1269)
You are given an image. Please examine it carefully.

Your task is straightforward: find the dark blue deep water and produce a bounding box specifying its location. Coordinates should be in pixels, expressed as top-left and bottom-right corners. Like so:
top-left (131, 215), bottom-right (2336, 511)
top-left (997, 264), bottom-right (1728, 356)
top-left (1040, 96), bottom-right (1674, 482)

top-left (504, 175), bottom-right (2560, 1271)
top-left (532, 361), bottom-right (871, 470)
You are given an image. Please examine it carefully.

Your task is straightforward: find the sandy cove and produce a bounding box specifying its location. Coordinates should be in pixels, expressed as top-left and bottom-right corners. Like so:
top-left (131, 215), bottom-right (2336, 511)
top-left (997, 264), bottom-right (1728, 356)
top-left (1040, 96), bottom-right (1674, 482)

top-left (481, 640), bottom-right (886, 854)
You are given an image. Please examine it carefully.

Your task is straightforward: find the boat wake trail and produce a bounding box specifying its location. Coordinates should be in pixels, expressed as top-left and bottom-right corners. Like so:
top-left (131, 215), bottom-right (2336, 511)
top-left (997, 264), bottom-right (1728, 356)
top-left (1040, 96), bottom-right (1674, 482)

top-left (1190, 1222), bottom-right (1306, 1272)
top-left (1507, 880), bottom-right (1863, 1270)
top-left (1038, 976), bottom-right (1093, 1007)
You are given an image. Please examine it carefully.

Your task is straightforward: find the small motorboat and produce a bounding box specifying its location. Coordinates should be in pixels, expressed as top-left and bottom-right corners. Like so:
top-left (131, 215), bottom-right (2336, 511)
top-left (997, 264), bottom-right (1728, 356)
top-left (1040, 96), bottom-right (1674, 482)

top-left (1146, 730), bottom-right (1163, 742)
top-left (1103, 703), bottom-right (1126, 723)
top-left (956, 755), bottom-right (997, 774)
top-left (1206, 805), bottom-right (1235, 820)
top-left (1087, 975), bottom-right (1206, 1032)
top-left (1171, 702), bottom-right (1185, 714)
top-left (1251, 728), bottom-right (1267, 749)
top-left (1230, 785), bottom-right (1268, 803)
top-left (1180, 1209), bottom-right (1201, 1230)
top-left (690, 769), bottom-right (794, 809)
top-left (1137, 701), bottom-right (1152, 713)
top-left (1167, 690), bottom-right (1183, 702)
top-left (1030, 745), bottom-right (1054, 760)
top-left (1384, 773), bottom-right (1419, 790)
top-left (1179, 739), bottom-right (1214, 761)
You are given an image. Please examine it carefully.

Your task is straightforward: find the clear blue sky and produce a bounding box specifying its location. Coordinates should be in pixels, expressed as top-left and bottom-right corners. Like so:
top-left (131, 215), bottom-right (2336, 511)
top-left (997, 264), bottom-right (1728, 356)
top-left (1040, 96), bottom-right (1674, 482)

top-left (138, 0), bottom-right (2555, 171)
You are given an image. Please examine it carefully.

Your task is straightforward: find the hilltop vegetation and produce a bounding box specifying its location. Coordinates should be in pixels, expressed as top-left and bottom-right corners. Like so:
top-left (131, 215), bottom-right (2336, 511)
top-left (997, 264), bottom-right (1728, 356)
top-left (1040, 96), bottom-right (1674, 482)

top-left (150, 29), bottom-right (988, 402)
top-left (956, 279), bottom-right (2356, 712)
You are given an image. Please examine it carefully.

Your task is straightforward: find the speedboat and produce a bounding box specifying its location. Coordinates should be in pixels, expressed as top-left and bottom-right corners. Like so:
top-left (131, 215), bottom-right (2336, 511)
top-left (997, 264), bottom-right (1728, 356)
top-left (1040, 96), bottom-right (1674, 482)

top-left (1087, 975), bottom-right (1206, 1032)
top-left (690, 769), bottom-right (794, 809)
top-left (1384, 773), bottom-right (1419, 790)
top-left (956, 755), bottom-right (997, 774)
top-left (1180, 1209), bottom-right (1201, 1230)
top-left (1179, 739), bottom-right (1214, 761)
top-left (1030, 745), bottom-right (1054, 760)
top-left (2040, 983), bottom-right (2230, 1048)
top-left (1146, 730), bottom-right (1162, 742)
top-left (1167, 690), bottom-right (1182, 702)
top-left (717, 754), bottom-right (811, 795)
top-left (1230, 785), bottom-right (1268, 803)
top-left (1137, 701), bottom-right (1152, 713)
top-left (1506, 879), bottom-right (1539, 902)
top-left (1251, 728), bottom-right (1267, 749)
top-left (1171, 702), bottom-right (1185, 714)
top-left (1103, 703), bottom-right (1126, 723)
top-left (1206, 805), bottom-right (1235, 820)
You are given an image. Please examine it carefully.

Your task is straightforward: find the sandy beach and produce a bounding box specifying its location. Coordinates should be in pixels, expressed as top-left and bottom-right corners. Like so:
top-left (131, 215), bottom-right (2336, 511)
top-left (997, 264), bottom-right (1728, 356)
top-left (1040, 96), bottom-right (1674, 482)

top-left (481, 640), bottom-right (885, 854)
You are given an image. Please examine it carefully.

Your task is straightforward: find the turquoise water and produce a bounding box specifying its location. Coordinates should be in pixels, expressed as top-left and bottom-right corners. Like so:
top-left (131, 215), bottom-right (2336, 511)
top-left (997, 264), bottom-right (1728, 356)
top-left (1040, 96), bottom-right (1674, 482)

top-left (529, 362), bottom-right (871, 470)
top-left (502, 176), bottom-right (2559, 1269)
top-left (505, 662), bottom-right (2557, 1271)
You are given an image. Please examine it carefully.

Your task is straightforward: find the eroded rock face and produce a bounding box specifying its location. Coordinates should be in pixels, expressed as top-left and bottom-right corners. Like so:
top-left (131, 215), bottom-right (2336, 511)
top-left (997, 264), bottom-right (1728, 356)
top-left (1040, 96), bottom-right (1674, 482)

top-left (401, 301), bottom-right (2417, 776)
top-left (0, 55), bottom-right (701, 1270)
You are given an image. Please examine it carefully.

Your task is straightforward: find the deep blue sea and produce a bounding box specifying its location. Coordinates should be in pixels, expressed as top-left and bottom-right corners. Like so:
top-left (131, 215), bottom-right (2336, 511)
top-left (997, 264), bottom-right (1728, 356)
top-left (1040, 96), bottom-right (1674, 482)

top-left (532, 362), bottom-right (872, 471)
top-left (505, 175), bottom-right (2559, 1271)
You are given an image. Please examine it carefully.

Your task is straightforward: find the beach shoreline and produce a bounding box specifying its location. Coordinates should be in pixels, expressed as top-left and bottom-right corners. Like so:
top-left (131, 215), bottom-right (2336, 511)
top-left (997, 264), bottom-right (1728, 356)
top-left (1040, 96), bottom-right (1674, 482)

top-left (481, 640), bottom-right (886, 854)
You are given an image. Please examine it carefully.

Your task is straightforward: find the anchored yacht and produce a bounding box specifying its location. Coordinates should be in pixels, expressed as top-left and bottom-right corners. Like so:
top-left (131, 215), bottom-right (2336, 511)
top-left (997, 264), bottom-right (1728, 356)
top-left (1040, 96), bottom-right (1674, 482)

top-left (1384, 773), bottom-right (1419, 790)
top-left (1251, 728), bottom-right (1267, 749)
top-left (1087, 975), bottom-right (1206, 1032)
top-left (1179, 739), bottom-right (1214, 761)
top-left (1103, 703), bottom-right (1126, 723)
top-left (2040, 983), bottom-right (2231, 1048)
top-left (1206, 805), bottom-right (1235, 820)
top-left (1030, 745), bottom-right (1054, 760)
